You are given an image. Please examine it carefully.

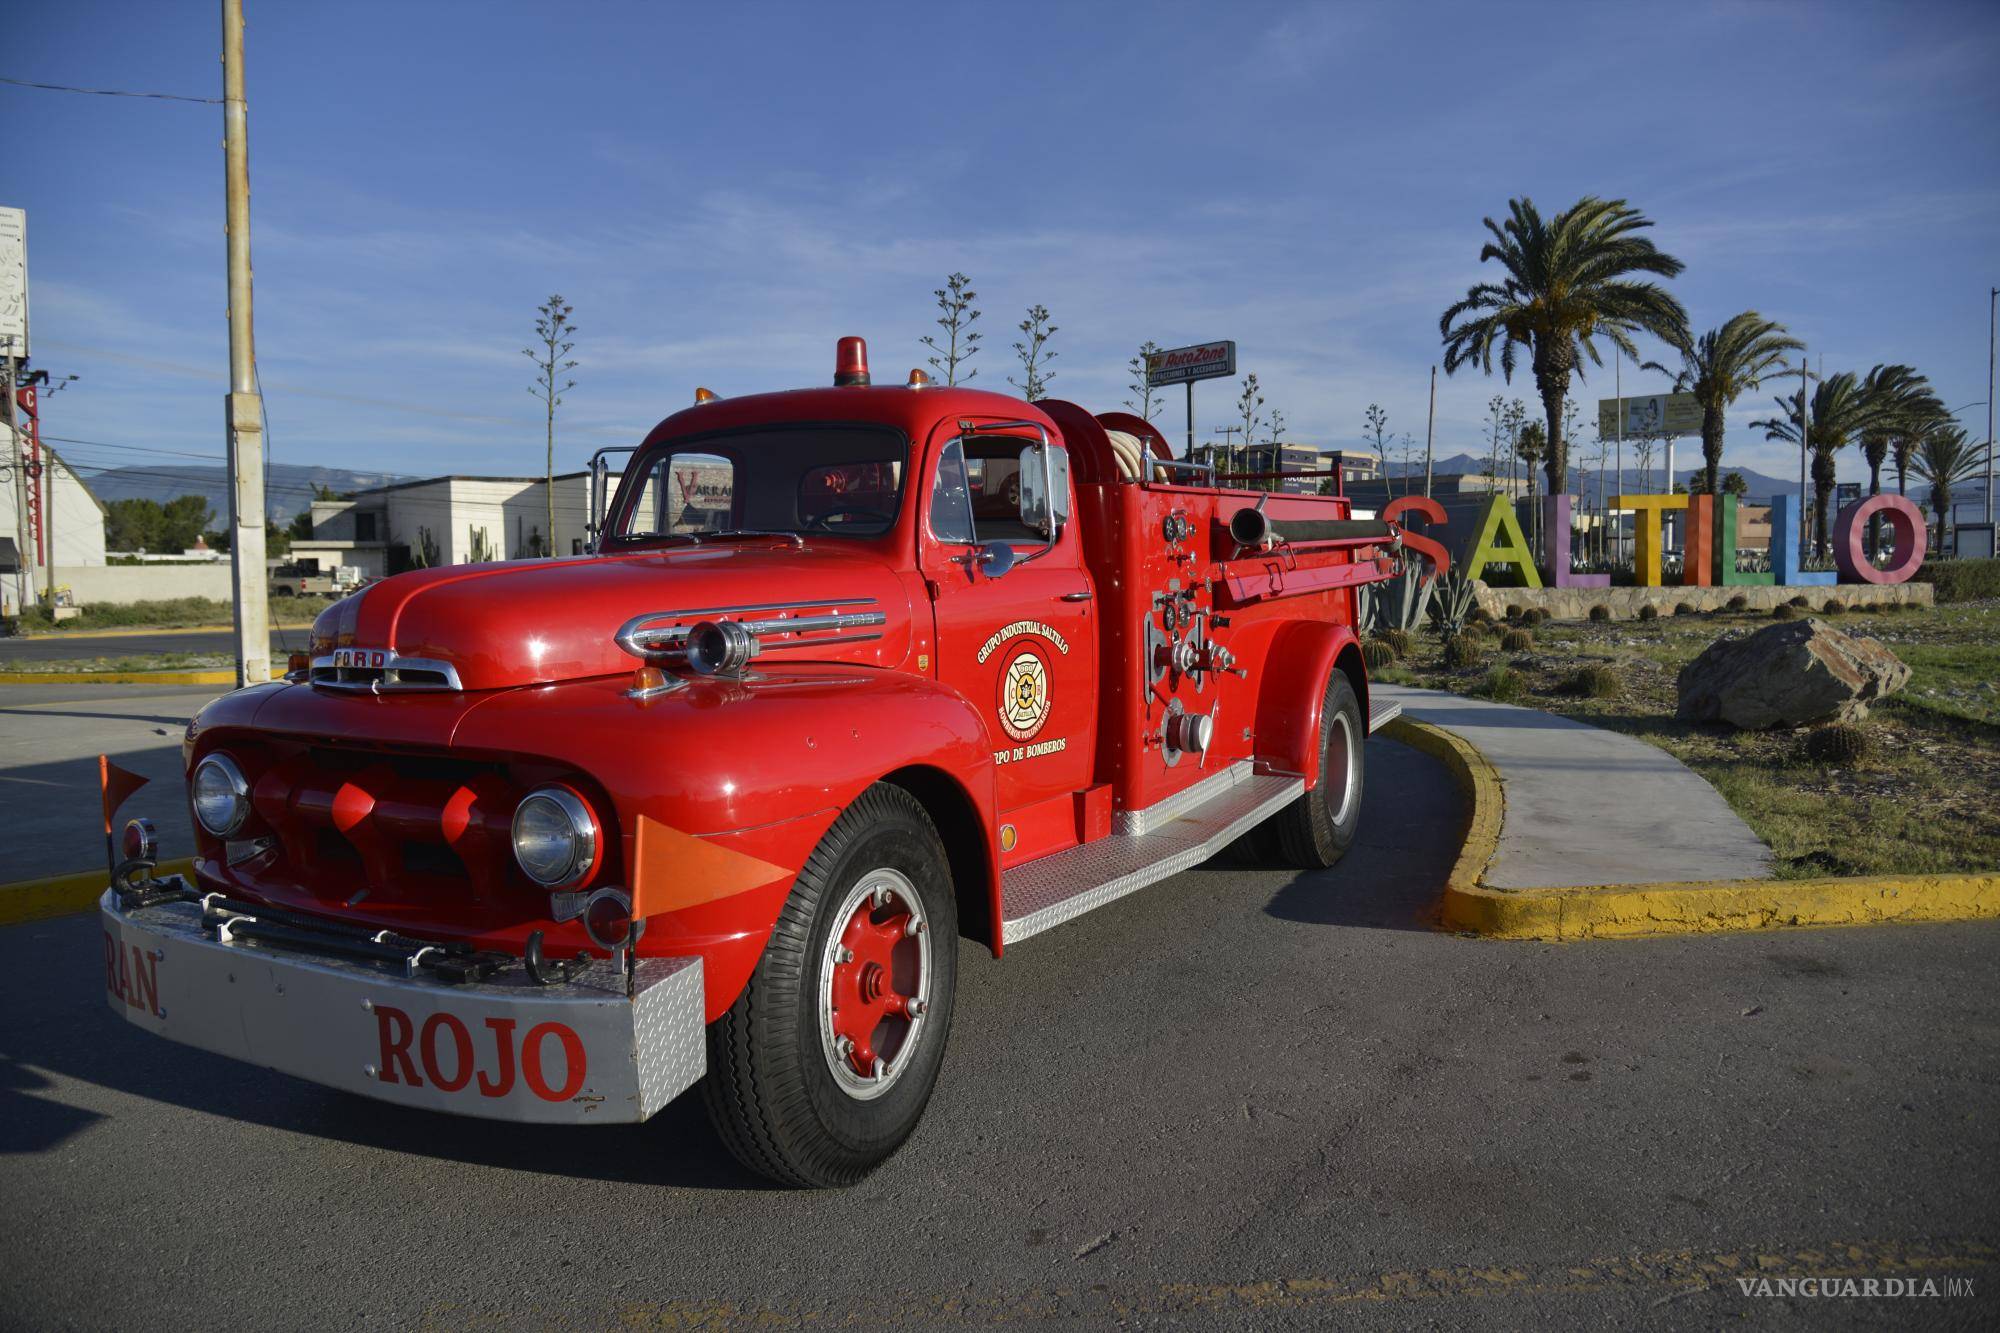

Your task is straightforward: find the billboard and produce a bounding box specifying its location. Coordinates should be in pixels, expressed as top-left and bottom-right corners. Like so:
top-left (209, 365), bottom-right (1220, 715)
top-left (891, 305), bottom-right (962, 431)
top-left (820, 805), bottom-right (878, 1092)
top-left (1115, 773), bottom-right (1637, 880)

top-left (1146, 340), bottom-right (1236, 387)
top-left (0, 207), bottom-right (24, 357)
top-left (1597, 391), bottom-right (1700, 439)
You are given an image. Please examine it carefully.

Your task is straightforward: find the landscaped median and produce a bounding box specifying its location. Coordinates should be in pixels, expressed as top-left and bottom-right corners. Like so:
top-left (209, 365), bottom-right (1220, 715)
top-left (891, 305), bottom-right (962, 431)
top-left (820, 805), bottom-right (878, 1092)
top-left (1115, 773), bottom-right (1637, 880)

top-left (0, 859), bottom-right (195, 927)
top-left (1384, 714), bottom-right (2000, 940)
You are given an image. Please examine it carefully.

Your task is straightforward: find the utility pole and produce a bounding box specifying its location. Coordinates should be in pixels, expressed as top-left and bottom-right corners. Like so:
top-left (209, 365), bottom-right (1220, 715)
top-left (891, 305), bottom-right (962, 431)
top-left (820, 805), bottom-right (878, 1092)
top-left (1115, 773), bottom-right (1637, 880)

top-left (222, 0), bottom-right (269, 686)
top-left (1798, 356), bottom-right (1810, 558)
top-left (1184, 381), bottom-right (1194, 462)
top-left (4, 338), bottom-right (26, 617)
top-left (1614, 348), bottom-right (1623, 568)
top-left (1424, 364), bottom-right (1436, 499)
top-left (43, 447), bottom-right (56, 604)
top-left (1986, 286), bottom-right (1995, 526)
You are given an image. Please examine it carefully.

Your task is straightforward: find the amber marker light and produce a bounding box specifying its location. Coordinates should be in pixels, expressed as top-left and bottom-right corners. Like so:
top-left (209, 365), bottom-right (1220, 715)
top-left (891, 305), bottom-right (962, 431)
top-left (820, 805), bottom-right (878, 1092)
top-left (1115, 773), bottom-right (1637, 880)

top-left (906, 368), bottom-right (931, 389)
top-left (694, 386), bottom-right (719, 404)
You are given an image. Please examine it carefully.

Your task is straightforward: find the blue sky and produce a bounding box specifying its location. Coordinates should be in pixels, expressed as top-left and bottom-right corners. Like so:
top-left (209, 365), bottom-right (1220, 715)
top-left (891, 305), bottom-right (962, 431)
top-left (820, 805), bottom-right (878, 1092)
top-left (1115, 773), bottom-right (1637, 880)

top-left (8, 0), bottom-right (1998, 501)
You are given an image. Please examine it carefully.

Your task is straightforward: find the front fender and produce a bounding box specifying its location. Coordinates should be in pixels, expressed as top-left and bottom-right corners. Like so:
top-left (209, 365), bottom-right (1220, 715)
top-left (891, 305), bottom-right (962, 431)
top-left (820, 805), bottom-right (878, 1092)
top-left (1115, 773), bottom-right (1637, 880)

top-left (1253, 621), bottom-right (1365, 790)
top-left (453, 666), bottom-right (998, 1018)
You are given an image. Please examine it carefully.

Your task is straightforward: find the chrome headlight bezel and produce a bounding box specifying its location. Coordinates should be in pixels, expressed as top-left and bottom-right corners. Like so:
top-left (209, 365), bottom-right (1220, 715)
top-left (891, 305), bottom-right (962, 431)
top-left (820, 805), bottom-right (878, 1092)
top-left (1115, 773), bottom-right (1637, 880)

top-left (191, 753), bottom-right (251, 837)
top-left (510, 786), bottom-right (599, 889)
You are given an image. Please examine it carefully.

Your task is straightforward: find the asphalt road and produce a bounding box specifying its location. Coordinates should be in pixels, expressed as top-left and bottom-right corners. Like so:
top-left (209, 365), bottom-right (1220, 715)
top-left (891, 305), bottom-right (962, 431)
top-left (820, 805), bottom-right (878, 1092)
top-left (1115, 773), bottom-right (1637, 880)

top-left (0, 627), bottom-right (309, 664)
top-left (3, 738), bottom-right (1996, 1329)
top-left (0, 683), bottom-right (222, 881)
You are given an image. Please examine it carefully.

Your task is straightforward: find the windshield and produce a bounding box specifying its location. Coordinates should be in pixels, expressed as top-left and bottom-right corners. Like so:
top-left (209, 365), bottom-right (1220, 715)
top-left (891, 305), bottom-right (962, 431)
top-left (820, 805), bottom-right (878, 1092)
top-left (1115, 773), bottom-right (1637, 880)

top-left (612, 426), bottom-right (907, 542)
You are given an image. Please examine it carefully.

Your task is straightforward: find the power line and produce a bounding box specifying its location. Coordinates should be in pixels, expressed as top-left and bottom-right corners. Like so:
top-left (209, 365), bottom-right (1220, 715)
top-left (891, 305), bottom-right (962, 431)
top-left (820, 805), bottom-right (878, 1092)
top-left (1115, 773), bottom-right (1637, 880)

top-left (0, 75), bottom-right (222, 105)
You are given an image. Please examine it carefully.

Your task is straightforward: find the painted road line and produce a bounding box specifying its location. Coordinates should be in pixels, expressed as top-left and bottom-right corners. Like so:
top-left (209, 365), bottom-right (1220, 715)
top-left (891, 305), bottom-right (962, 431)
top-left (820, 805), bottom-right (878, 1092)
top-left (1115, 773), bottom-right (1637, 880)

top-left (15, 622), bottom-right (317, 641)
top-left (0, 669), bottom-right (237, 686)
top-left (0, 859), bottom-right (195, 927)
top-left (1386, 715), bottom-right (2000, 940)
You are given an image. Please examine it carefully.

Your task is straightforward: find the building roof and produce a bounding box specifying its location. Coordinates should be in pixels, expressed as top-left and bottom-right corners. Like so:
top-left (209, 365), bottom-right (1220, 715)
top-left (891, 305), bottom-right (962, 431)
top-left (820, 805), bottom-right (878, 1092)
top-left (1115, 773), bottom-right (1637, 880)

top-left (345, 469), bottom-right (601, 499)
top-left (45, 445), bottom-right (109, 516)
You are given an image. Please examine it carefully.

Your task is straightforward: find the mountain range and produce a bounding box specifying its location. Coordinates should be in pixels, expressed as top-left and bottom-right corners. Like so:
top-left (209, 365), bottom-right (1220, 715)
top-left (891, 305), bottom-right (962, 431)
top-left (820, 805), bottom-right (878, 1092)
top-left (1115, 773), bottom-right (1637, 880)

top-left (1381, 450), bottom-right (1810, 500)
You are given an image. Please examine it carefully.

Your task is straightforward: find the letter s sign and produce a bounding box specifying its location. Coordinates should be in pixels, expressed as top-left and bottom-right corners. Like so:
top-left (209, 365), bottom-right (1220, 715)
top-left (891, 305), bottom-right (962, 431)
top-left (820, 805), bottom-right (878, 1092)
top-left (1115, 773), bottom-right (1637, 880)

top-left (1381, 494), bottom-right (1450, 581)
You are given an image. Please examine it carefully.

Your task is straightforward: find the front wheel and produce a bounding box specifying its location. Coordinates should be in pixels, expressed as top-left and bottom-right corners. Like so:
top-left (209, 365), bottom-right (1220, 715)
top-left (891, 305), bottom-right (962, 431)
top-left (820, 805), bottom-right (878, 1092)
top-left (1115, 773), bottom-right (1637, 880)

top-left (1269, 670), bottom-right (1365, 868)
top-left (701, 784), bottom-right (958, 1187)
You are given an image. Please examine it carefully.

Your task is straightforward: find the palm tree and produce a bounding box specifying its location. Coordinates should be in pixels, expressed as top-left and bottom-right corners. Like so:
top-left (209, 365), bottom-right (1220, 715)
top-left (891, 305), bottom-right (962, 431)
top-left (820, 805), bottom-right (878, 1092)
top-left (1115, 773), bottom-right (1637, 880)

top-left (1856, 364), bottom-right (1939, 555)
top-left (1516, 419), bottom-right (1547, 548)
top-left (1752, 371), bottom-right (1882, 557)
top-left (1658, 312), bottom-right (1802, 497)
top-left (1911, 424), bottom-right (1982, 554)
top-left (1440, 197), bottom-right (1689, 495)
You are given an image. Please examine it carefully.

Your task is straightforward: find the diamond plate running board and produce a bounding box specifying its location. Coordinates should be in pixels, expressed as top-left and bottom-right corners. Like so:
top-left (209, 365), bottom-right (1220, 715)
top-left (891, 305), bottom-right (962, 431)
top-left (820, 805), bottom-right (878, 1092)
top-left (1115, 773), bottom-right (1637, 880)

top-left (1000, 766), bottom-right (1304, 946)
top-left (1369, 698), bottom-right (1402, 732)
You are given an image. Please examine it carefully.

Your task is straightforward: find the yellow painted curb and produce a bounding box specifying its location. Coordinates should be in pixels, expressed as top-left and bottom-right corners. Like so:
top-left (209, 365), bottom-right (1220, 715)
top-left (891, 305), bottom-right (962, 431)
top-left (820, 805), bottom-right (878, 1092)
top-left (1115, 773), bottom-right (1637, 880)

top-left (1384, 716), bottom-right (2000, 940)
top-left (0, 669), bottom-right (236, 685)
top-left (0, 858), bottom-right (195, 927)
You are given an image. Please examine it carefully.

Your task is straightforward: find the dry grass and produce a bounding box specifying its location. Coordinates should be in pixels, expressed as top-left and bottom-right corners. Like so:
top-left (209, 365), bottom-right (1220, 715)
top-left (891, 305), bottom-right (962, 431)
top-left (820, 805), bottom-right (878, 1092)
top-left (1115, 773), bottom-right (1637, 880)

top-left (1392, 602), bottom-right (2000, 878)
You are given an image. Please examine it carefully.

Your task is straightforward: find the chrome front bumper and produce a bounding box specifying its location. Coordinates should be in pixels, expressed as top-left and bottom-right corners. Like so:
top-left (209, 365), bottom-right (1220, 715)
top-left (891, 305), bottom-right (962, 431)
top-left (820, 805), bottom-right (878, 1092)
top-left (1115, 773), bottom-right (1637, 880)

top-left (98, 889), bottom-right (706, 1124)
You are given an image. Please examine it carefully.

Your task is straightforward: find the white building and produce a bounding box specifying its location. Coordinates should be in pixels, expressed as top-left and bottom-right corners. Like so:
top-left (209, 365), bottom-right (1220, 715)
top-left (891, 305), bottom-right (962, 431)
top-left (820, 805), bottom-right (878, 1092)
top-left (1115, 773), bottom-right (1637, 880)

top-left (2, 441), bottom-right (109, 613)
top-left (295, 471), bottom-right (610, 577)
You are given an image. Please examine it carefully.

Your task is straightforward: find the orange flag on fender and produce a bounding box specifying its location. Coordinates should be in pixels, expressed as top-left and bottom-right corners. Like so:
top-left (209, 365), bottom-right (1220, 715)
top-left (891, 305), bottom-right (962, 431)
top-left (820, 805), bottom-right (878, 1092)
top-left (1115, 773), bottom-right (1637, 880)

top-left (100, 756), bottom-right (149, 835)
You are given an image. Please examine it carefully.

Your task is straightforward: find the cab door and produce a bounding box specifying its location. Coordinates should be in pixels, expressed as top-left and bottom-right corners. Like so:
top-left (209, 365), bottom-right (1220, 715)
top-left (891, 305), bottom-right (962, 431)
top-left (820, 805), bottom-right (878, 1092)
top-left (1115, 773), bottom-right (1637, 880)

top-left (919, 425), bottom-right (1096, 842)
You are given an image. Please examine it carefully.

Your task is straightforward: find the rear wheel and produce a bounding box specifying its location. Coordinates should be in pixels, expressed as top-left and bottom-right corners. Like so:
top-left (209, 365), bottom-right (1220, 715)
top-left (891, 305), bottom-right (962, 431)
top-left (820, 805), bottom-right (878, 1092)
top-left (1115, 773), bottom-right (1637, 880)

top-left (701, 784), bottom-right (958, 1187)
top-left (1269, 670), bottom-right (1365, 868)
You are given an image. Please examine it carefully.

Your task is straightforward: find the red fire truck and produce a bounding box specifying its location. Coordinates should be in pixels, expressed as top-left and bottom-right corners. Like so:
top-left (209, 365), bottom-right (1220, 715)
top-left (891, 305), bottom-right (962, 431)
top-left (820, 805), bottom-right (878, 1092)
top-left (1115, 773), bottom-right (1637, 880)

top-left (101, 338), bottom-right (1415, 1186)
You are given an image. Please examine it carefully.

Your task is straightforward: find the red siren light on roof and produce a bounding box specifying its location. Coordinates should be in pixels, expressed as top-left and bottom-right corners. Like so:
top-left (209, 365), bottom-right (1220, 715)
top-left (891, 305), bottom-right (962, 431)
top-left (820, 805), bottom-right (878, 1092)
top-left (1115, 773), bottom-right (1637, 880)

top-left (835, 336), bottom-right (871, 387)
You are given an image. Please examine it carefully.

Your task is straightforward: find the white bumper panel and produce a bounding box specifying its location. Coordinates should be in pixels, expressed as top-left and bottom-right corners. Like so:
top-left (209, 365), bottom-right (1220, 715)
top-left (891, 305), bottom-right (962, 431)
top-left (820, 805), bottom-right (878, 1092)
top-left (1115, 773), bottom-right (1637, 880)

top-left (99, 891), bottom-right (706, 1124)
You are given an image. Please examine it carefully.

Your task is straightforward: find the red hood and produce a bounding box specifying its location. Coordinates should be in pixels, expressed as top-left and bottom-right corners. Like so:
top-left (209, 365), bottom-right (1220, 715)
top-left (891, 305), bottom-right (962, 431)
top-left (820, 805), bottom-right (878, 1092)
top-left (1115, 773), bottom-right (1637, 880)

top-left (312, 544), bottom-right (915, 690)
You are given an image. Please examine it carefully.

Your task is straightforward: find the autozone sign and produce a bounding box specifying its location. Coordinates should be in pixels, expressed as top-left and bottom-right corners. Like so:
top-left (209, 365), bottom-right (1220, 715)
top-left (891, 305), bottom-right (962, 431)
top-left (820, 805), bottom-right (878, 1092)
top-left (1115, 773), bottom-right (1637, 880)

top-left (1145, 340), bottom-right (1237, 387)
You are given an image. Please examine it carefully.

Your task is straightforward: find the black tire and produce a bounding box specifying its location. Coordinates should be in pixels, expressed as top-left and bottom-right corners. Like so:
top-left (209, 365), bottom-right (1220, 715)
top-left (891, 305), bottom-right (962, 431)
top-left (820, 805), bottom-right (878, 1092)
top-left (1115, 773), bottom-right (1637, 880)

top-left (701, 783), bottom-right (959, 1187)
top-left (1269, 670), bottom-right (1365, 868)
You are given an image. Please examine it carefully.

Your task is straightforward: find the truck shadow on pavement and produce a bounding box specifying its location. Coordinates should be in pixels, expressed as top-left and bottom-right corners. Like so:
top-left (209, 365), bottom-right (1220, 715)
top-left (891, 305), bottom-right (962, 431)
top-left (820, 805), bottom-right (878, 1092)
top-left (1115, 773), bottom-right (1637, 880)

top-left (1259, 736), bottom-right (1463, 932)
top-left (1, 740), bottom-right (1463, 1187)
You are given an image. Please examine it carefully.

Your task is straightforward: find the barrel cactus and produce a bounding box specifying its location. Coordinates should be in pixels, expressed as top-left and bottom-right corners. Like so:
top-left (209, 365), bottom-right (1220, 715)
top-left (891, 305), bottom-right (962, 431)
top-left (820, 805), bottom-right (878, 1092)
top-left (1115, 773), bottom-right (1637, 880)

top-left (1362, 639), bottom-right (1396, 672)
top-left (1566, 664), bottom-right (1622, 698)
top-left (1377, 628), bottom-right (1412, 658)
top-left (1788, 594), bottom-right (1812, 609)
top-left (1637, 604), bottom-right (1660, 621)
top-left (1501, 628), bottom-right (1534, 652)
top-left (1821, 598), bottom-right (1845, 615)
top-left (1674, 601), bottom-right (1696, 616)
top-left (1771, 603), bottom-right (1797, 620)
top-left (1588, 604), bottom-right (1612, 622)
top-left (1727, 593), bottom-right (1749, 611)
top-left (1441, 632), bottom-right (1485, 669)
top-left (1804, 723), bottom-right (1871, 767)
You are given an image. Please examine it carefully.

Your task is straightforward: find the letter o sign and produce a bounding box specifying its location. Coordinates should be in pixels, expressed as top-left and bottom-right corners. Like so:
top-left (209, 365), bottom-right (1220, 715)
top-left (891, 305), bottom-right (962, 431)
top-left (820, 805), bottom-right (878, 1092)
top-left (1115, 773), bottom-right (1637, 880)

top-left (1833, 494), bottom-right (1926, 584)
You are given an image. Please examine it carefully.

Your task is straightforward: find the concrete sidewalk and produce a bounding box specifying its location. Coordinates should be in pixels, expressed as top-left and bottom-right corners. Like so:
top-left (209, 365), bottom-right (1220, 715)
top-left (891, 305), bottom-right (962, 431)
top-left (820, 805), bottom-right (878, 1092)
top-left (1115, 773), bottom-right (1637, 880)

top-left (0, 683), bottom-right (222, 881)
top-left (1376, 684), bottom-right (1772, 889)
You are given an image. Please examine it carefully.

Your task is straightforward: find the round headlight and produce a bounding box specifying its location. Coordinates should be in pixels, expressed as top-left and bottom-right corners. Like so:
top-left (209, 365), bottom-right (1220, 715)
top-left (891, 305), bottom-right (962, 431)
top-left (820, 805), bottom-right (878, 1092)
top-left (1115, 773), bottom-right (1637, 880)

top-left (511, 786), bottom-right (598, 888)
top-left (191, 754), bottom-right (250, 837)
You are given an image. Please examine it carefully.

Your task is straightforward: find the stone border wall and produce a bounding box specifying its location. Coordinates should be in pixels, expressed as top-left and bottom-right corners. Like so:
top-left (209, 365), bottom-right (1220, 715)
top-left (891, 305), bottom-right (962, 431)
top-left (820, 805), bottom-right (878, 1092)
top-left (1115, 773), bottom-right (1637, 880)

top-left (1474, 581), bottom-right (1933, 622)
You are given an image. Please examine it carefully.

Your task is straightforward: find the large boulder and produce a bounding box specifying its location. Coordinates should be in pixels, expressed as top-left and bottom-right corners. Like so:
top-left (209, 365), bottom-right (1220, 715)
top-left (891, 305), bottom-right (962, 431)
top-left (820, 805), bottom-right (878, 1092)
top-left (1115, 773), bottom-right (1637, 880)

top-left (1676, 618), bottom-right (1911, 729)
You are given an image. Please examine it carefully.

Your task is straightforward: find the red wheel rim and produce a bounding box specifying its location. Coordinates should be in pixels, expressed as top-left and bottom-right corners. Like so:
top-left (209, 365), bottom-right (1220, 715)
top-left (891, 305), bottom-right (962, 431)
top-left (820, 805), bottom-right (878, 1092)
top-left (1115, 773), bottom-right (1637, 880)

top-left (818, 869), bottom-right (930, 1099)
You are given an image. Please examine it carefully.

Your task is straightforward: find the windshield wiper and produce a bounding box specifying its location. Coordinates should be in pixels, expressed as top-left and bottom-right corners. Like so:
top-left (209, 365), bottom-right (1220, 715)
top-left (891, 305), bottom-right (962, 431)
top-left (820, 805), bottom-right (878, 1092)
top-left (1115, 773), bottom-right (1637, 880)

top-left (701, 529), bottom-right (807, 548)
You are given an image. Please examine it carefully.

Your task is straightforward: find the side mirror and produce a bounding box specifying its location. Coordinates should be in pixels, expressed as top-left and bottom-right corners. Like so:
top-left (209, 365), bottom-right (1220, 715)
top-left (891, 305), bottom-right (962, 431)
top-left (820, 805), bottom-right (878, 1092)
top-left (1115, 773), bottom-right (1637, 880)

top-left (1017, 444), bottom-right (1071, 536)
top-left (976, 540), bottom-right (1016, 579)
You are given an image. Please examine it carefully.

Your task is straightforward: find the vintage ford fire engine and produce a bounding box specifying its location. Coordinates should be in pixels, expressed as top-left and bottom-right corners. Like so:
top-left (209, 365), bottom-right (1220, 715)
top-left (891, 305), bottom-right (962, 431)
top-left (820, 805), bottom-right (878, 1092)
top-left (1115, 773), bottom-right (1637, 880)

top-left (101, 338), bottom-right (1416, 1186)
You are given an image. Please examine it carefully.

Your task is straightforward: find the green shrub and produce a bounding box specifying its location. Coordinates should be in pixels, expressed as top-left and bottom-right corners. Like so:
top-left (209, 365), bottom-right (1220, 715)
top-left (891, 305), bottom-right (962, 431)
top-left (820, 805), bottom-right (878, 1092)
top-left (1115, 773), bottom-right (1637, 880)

top-left (1362, 639), bottom-right (1396, 672)
top-left (1500, 628), bottom-right (1534, 652)
top-left (1916, 559), bottom-right (2000, 604)
top-left (1478, 666), bottom-right (1526, 702)
top-left (1821, 598), bottom-right (1845, 615)
top-left (1674, 601), bottom-right (1697, 616)
top-left (1637, 604), bottom-right (1660, 621)
top-left (1727, 593), bottom-right (1749, 611)
top-left (1564, 664), bottom-right (1623, 698)
top-left (1588, 604), bottom-right (1611, 622)
top-left (1772, 603), bottom-right (1797, 620)
top-left (1441, 632), bottom-right (1485, 669)
top-left (1803, 723), bottom-right (1872, 767)
top-left (1376, 628), bottom-right (1411, 658)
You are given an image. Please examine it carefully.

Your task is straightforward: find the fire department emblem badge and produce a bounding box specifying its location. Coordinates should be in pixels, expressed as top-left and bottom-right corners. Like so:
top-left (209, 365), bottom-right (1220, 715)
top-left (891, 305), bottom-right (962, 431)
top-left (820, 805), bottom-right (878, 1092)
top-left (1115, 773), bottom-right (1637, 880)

top-left (998, 648), bottom-right (1051, 741)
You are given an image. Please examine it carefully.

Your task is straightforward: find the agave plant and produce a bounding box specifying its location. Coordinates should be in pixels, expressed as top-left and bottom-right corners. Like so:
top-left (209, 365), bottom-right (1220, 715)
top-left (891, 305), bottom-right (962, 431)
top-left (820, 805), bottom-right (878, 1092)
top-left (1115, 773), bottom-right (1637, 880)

top-left (1427, 569), bottom-right (1481, 638)
top-left (1365, 561), bottom-right (1436, 634)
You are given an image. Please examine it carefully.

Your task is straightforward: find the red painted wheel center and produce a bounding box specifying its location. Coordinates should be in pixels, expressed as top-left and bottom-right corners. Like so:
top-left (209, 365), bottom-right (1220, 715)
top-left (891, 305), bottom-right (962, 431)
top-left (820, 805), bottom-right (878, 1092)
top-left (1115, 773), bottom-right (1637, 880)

top-left (828, 894), bottom-right (919, 1077)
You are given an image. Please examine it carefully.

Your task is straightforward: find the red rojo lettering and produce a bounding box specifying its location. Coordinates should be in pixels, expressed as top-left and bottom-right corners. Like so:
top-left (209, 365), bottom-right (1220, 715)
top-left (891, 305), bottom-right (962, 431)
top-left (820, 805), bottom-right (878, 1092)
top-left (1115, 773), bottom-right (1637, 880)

top-left (102, 930), bottom-right (162, 1017)
top-left (373, 1005), bottom-right (585, 1101)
